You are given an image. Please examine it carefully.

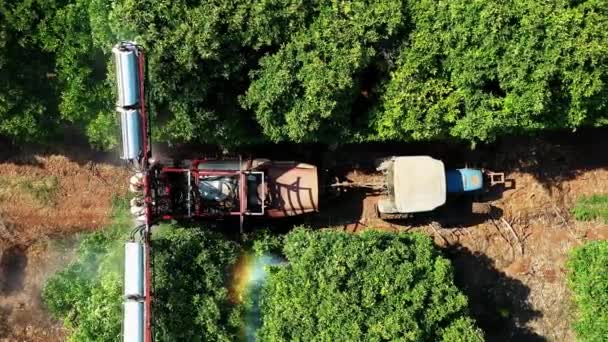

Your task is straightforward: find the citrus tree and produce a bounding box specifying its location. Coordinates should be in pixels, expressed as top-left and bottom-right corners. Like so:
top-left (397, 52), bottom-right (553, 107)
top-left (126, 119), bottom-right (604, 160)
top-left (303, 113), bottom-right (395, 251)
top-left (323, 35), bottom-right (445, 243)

top-left (152, 226), bottom-right (241, 342)
top-left (258, 229), bottom-right (484, 341)
top-left (3, 0), bottom-right (608, 147)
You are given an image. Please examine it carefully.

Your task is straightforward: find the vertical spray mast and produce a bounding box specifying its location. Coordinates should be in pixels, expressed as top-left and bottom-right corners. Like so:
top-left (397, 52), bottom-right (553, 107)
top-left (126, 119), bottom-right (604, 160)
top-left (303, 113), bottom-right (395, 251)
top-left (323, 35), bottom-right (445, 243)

top-left (113, 41), bottom-right (153, 342)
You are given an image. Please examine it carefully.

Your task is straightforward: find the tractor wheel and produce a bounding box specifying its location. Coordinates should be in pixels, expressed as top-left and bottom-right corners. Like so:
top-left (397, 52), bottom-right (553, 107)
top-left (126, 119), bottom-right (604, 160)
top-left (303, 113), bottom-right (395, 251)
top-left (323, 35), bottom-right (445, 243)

top-left (374, 157), bottom-right (392, 171)
top-left (377, 205), bottom-right (410, 221)
top-left (471, 202), bottom-right (492, 215)
top-left (379, 213), bottom-right (411, 221)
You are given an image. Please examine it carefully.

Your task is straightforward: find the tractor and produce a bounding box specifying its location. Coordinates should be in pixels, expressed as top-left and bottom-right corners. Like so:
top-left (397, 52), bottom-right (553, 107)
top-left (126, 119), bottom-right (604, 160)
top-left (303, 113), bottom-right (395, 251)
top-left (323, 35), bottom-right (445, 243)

top-left (375, 156), bottom-right (504, 220)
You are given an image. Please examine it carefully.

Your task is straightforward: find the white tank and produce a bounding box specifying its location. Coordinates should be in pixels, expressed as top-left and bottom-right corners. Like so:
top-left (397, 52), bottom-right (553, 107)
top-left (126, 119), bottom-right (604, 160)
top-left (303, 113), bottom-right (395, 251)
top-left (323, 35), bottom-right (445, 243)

top-left (112, 46), bottom-right (140, 107)
top-left (124, 242), bottom-right (144, 298)
top-left (119, 108), bottom-right (143, 160)
top-left (123, 301), bottom-right (144, 342)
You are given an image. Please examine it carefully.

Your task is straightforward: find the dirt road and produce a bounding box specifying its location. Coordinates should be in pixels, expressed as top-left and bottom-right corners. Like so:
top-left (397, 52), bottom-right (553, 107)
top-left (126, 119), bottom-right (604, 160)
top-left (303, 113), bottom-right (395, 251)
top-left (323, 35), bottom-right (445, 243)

top-left (1, 129), bottom-right (607, 341)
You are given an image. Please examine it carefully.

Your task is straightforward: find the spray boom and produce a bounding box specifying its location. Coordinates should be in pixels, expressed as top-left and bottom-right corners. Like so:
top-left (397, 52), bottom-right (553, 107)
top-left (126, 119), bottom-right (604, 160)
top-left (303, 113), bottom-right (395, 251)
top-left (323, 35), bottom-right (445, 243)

top-left (113, 41), bottom-right (152, 342)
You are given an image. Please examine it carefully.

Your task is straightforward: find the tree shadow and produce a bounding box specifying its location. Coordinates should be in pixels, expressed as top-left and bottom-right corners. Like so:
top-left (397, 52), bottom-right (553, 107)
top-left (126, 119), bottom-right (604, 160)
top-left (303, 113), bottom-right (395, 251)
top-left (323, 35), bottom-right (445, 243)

top-left (320, 127), bottom-right (608, 193)
top-left (478, 127), bottom-right (608, 190)
top-left (0, 126), bottom-right (123, 167)
top-left (444, 245), bottom-right (545, 342)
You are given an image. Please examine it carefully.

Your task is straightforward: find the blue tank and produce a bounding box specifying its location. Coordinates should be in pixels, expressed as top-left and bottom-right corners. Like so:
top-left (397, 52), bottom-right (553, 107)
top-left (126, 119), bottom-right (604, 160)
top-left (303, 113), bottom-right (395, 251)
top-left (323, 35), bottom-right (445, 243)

top-left (119, 109), bottom-right (142, 160)
top-left (112, 47), bottom-right (139, 107)
top-left (446, 168), bottom-right (484, 193)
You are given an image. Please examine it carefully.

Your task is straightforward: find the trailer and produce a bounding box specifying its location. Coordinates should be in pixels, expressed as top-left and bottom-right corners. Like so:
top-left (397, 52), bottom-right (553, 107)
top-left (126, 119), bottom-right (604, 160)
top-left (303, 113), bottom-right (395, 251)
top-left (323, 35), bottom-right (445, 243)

top-left (131, 158), bottom-right (319, 224)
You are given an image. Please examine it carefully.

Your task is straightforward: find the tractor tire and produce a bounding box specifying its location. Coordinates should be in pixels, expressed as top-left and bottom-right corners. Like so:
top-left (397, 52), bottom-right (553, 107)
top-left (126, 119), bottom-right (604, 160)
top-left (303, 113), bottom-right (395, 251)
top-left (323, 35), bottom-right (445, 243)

top-left (374, 157), bottom-right (392, 171)
top-left (377, 210), bottom-right (411, 221)
top-left (471, 202), bottom-right (492, 215)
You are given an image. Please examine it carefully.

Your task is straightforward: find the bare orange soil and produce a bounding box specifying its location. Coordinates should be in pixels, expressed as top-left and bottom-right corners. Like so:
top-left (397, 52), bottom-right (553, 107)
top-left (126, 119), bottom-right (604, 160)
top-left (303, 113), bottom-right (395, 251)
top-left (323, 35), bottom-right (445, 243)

top-left (0, 155), bottom-right (128, 341)
top-left (0, 155), bottom-right (128, 242)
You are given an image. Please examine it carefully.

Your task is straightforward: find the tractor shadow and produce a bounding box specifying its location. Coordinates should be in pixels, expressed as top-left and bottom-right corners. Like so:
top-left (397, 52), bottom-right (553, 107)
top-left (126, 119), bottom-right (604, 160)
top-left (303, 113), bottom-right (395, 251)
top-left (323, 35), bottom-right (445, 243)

top-left (313, 188), bottom-right (369, 229)
top-left (0, 246), bottom-right (27, 294)
top-left (479, 179), bottom-right (517, 202)
top-left (434, 199), bottom-right (505, 228)
top-left (444, 245), bottom-right (545, 342)
top-left (381, 201), bottom-right (505, 229)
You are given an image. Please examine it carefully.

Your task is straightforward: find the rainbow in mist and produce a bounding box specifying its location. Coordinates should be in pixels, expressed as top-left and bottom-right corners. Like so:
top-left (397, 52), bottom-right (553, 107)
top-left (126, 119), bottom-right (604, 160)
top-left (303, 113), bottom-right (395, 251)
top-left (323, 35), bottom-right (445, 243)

top-left (230, 252), bottom-right (284, 341)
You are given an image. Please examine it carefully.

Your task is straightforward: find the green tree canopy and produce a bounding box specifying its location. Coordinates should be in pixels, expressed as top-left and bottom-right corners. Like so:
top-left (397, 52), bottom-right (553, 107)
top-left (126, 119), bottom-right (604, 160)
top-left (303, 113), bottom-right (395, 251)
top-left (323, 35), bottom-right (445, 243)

top-left (375, 0), bottom-right (608, 144)
top-left (244, 0), bottom-right (408, 142)
top-left (258, 229), bottom-right (483, 341)
top-left (1, 0), bottom-right (607, 147)
top-left (0, 0), bottom-right (114, 147)
top-left (107, 0), bottom-right (319, 146)
top-left (0, 3), bottom-right (57, 140)
top-left (152, 226), bottom-right (241, 342)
